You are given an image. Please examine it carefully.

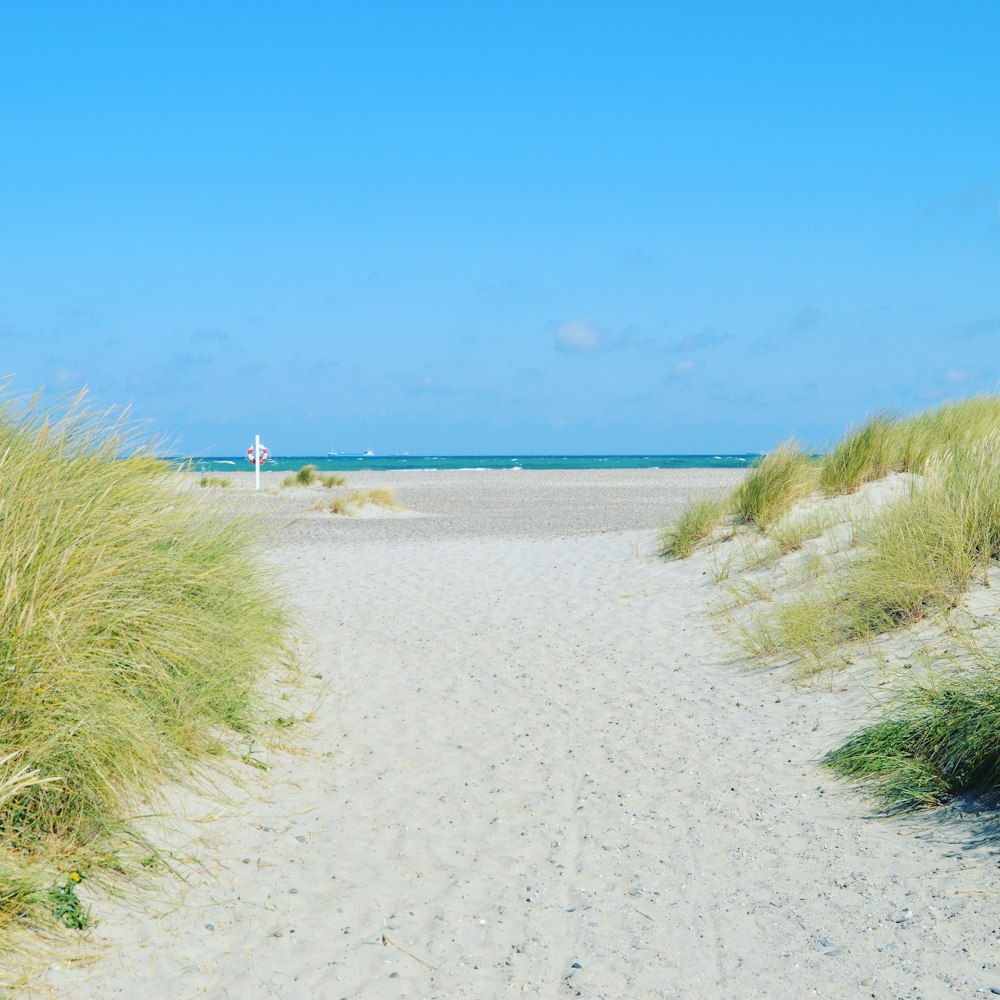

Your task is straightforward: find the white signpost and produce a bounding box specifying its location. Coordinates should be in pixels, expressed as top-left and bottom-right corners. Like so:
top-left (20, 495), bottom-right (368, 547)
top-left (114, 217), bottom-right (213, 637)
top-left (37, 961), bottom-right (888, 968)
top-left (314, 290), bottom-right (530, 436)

top-left (245, 435), bottom-right (270, 490)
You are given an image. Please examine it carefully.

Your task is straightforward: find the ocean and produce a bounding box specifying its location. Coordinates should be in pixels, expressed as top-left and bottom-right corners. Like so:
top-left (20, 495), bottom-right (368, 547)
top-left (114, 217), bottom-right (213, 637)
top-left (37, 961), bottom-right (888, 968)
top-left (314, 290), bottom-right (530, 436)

top-left (181, 454), bottom-right (759, 473)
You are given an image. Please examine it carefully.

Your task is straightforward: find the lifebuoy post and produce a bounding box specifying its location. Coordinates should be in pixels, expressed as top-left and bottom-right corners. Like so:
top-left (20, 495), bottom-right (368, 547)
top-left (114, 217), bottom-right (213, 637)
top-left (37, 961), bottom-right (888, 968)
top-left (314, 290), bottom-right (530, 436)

top-left (246, 435), bottom-right (269, 488)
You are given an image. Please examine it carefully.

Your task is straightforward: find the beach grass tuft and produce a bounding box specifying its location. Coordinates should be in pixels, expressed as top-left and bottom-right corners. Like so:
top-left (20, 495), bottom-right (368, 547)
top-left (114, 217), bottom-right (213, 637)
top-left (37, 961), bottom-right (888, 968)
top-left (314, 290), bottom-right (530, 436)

top-left (824, 656), bottom-right (1000, 811)
top-left (327, 487), bottom-right (401, 515)
top-left (659, 497), bottom-right (724, 558)
top-left (283, 464), bottom-right (318, 487)
top-left (729, 441), bottom-right (817, 531)
top-left (0, 393), bottom-right (285, 936)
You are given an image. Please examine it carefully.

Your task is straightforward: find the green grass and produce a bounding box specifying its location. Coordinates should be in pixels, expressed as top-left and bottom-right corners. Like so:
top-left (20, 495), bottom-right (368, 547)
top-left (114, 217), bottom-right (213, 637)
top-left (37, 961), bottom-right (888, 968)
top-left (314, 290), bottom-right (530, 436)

top-left (283, 464), bottom-right (318, 487)
top-left (892, 395), bottom-right (1000, 474)
top-left (825, 656), bottom-right (1000, 811)
top-left (199, 475), bottom-right (231, 488)
top-left (756, 435), bottom-right (1000, 666)
top-left (666, 396), bottom-right (1000, 567)
top-left (729, 442), bottom-right (817, 531)
top-left (0, 394), bottom-right (285, 938)
top-left (659, 497), bottom-right (723, 559)
top-left (287, 469), bottom-right (348, 489)
top-left (819, 413), bottom-right (898, 495)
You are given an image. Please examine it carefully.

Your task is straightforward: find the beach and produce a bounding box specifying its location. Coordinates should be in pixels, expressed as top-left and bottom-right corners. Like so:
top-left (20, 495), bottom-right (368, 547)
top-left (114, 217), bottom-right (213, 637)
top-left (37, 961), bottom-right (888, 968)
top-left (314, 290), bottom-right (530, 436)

top-left (39, 468), bottom-right (1000, 998)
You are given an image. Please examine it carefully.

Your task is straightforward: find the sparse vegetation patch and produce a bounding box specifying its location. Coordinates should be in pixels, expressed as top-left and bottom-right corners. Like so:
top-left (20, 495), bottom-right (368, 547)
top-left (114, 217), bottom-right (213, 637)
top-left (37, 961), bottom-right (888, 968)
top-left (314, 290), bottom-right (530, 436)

top-left (327, 487), bottom-right (402, 516)
top-left (200, 475), bottom-right (231, 488)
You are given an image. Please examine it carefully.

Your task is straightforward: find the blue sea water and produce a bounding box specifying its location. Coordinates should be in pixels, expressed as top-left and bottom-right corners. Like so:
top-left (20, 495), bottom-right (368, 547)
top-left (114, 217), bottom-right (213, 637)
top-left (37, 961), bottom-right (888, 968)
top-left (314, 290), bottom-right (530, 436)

top-left (181, 454), bottom-right (758, 473)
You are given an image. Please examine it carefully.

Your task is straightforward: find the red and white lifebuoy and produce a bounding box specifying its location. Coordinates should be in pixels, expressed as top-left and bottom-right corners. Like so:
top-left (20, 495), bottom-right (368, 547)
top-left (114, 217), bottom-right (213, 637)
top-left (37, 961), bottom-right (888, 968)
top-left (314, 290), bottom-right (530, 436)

top-left (246, 443), bottom-right (270, 465)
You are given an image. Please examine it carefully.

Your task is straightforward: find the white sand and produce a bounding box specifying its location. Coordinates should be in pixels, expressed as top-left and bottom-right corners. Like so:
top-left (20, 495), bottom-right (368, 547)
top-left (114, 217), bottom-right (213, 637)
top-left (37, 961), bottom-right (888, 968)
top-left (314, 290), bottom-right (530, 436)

top-left (37, 470), bottom-right (1000, 998)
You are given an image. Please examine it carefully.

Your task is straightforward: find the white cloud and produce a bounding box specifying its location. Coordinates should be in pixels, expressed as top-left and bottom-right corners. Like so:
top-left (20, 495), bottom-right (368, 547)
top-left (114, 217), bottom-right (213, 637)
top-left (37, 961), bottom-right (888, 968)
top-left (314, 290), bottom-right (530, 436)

top-left (672, 360), bottom-right (696, 377)
top-left (555, 318), bottom-right (602, 352)
top-left (943, 367), bottom-right (978, 383)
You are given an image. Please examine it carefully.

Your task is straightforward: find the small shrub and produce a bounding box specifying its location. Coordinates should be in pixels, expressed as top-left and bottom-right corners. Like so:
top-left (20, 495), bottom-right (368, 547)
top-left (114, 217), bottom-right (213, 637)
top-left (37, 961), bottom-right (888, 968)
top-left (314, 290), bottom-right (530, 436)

top-left (659, 497), bottom-right (723, 558)
top-left (762, 592), bottom-right (851, 670)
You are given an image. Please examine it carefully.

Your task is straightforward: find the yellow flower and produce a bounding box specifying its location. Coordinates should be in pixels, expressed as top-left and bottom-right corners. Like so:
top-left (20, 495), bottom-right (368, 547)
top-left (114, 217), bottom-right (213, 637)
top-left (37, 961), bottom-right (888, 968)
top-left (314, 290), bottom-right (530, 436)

top-left (69, 871), bottom-right (81, 883)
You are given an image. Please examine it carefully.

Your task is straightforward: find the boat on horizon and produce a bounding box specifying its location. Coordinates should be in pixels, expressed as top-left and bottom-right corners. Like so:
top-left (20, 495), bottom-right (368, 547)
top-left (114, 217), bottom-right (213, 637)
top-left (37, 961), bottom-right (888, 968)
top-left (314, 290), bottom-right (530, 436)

top-left (327, 448), bottom-right (375, 458)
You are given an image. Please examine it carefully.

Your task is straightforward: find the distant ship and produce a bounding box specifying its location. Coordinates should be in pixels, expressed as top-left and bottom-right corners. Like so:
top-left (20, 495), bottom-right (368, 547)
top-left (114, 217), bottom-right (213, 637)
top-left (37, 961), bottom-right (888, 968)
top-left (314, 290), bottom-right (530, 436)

top-left (327, 448), bottom-right (375, 458)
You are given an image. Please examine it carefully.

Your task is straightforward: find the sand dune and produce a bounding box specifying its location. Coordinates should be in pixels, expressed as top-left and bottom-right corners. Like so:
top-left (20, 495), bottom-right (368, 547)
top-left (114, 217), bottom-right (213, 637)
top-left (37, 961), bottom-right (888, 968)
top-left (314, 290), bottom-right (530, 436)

top-left (39, 470), bottom-right (1000, 998)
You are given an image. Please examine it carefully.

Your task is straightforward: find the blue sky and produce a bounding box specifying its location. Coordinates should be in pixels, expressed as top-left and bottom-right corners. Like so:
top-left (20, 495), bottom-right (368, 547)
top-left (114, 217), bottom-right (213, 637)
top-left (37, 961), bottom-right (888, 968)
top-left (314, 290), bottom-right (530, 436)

top-left (1, 3), bottom-right (997, 455)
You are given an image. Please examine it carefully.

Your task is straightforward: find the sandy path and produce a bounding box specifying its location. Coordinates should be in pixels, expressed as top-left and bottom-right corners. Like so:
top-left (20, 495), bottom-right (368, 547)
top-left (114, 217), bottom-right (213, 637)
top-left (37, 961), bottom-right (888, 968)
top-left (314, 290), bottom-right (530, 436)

top-left (38, 472), bottom-right (1000, 998)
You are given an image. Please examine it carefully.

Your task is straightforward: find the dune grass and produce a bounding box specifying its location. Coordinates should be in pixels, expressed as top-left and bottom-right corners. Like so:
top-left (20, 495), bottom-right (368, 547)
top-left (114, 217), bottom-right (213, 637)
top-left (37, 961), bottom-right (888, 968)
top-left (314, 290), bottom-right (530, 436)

top-left (893, 395), bottom-right (1000, 473)
top-left (659, 497), bottom-right (724, 559)
top-left (722, 397), bottom-right (1000, 811)
top-left (820, 436), bottom-right (1000, 808)
top-left (327, 486), bottom-right (400, 515)
top-left (663, 396), bottom-right (1000, 564)
top-left (0, 395), bottom-right (285, 937)
top-left (667, 393), bottom-right (1000, 814)
top-left (756, 435), bottom-right (1000, 667)
top-left (730, 442), bottom-right (817, 531)
top-left (819, 413), bottom-right (898, 495)
top-left (283, 467), bottom-right (348, 489)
